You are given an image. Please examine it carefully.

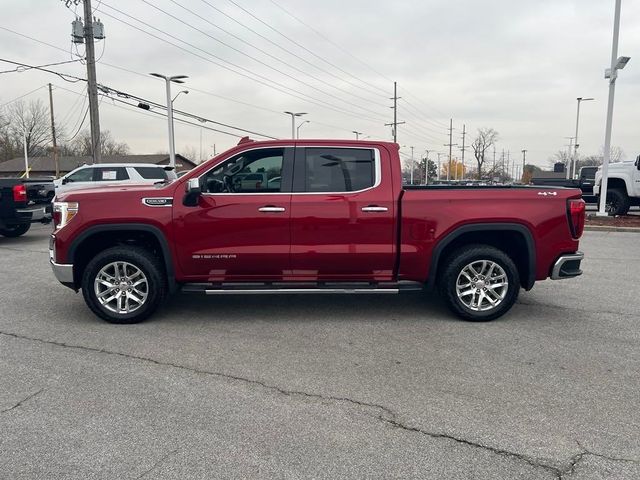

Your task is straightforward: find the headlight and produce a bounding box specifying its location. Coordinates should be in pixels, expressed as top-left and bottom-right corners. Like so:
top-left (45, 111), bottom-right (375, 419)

top-left (52, 202), bottom-right (79, 230)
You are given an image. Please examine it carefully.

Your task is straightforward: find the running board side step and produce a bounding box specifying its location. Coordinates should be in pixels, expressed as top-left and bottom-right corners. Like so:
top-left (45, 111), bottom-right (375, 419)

top-left (181, 281), bottom-right (423, 295)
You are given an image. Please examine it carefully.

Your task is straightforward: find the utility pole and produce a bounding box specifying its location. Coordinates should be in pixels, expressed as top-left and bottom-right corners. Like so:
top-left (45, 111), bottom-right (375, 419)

top-left (83, 0), bottom-right (101, 164)
top-left (48, 83), bottom-right (60, 178)
top-left (521, 149), bottom-right (527, 183)
top-left (444, 119), bottom-right (457, 181)
top-left (460, 124), bottom-right (467, 181)
top-left (385, 81), bottom-right (405, 143)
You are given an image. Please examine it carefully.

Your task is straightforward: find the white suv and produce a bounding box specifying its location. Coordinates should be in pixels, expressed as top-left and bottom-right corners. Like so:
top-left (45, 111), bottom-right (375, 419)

top-left (594, 156), bottom-right (640, 215)
top-left (54, 164), bottom-right (178, 194)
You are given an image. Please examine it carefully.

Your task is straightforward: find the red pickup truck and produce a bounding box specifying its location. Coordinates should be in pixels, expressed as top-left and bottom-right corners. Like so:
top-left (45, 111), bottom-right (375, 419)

top-left (49, 139), bottom-right (585, 324)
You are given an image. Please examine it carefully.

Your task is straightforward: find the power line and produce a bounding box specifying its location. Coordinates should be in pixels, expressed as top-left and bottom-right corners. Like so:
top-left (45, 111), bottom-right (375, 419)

top-left (0, 25), bottom-right (382, 136)
top-left (0, 84), bottom-right (47, 108)
top-left (143, 0), bottom-right (388, 110)
top-left (194, 0), bottom-right (385, 101)
top-left (0, 57), bottom-right (279, 140)
top-left (95, 6), bottom-right (388, 125)
top-left (0, 58), bottom-right (80, 74)
top-left (264, 0), bottom-right (450, 125)
top-left (265, 0), bottom-right (390, 96)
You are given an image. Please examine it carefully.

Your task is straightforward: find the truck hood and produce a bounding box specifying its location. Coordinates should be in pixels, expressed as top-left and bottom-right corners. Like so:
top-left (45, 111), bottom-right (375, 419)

top-left (55, 181), bottom-right (177, 201)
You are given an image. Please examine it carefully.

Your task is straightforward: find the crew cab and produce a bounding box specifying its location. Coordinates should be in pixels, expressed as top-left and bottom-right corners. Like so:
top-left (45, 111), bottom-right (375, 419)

top-left (593, 155), bottom-right (640, 215)
top-left (0, 178), bottom-right (52, 237)
top-left (49, 139), bottom-right (585, 324)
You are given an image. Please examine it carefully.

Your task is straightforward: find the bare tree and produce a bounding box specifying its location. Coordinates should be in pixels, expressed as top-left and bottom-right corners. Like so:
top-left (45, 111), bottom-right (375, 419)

top-left (6, 99), bottom-right (51, 157)
top-left (179, 145), bottom-right (197, 163)
top-left (61, 129), bottom-right (129, 157)
top-left (471, 127), bottom-right (499, 179)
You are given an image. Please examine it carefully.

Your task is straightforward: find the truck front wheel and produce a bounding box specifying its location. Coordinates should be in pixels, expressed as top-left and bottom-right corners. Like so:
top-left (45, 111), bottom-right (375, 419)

top-left (438, 245), bottom-right (520, 321)
top-left (0, 223), bottom-right (31, 237)
top-left (605, 188), bottom-right (631, 216)
top-left (81, 246), bottom-right (167, 324)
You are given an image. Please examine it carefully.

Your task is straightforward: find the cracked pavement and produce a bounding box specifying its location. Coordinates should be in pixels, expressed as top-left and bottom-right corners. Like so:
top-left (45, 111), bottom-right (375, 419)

top-left (0, 225), bottom-right (638, 479)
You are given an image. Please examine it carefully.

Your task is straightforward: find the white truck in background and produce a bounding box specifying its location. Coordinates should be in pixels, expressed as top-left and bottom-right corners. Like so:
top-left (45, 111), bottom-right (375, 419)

top-left (594, 155), bottom-right (640, 215)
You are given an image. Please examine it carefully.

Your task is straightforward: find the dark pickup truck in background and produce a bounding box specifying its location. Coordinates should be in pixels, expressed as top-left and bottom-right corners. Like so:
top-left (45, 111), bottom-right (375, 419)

top-left (0, 178), bottom-right (53, 237)
top-left (531, 166), bottom-right (598, 203)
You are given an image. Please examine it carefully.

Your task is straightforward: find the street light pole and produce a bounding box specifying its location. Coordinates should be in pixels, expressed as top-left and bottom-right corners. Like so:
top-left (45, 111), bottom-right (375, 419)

top-left (22, 130), bottom-right (29, 178)
top-left (423, 149), bottom-right (431, 185)
top-left (571, 97), bottom-right (594, 179)
top-left (150, 73), bottom-right (188, 169)
top-left (597, 0), bottom-right (629, 216)
top-left (284, 111), bottom-right (307, 139)
top-left (352, 130), bottom-right (363, 140)
top-left (296, 120), bottom-right (310, 139)
top-left (410, 146), bottom-right (414, 185)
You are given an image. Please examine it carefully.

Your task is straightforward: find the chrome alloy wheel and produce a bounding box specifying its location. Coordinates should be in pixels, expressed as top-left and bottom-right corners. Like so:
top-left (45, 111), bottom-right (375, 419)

top-left (455, 260), bottom-right (508, 312)
top-left (94, 261), bottom-right (149, 315)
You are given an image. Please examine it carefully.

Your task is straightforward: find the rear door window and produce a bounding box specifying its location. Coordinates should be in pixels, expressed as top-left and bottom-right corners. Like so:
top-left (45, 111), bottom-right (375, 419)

top-left (93, 167), bottom-right (129, 181)
top-left (303, 148), bottom-right (375, 192)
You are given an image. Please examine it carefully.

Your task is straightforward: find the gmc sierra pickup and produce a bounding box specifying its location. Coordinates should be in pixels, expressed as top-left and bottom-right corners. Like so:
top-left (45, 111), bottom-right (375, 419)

top-left (49, 139), bottom-right (585, 324)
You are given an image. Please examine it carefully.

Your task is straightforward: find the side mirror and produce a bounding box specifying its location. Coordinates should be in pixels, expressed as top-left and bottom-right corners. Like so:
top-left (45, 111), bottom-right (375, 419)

top-left (61, 178), bottom-right (69, 185)
top-left (636, 155), bottom-right (640, 170)
top-left (183, 178), bottom-right (201, 206)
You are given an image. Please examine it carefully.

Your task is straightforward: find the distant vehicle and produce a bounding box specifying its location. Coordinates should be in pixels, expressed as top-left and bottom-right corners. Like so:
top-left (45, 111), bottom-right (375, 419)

top-left (50, 138), bottom-right (585, 324)
top-left (0, 178), bottom-right (52, 237)
top-left (54, 164), bottom-right (178, 194)
top-left (531, 166), bottom-right (598, 203)
top-left (594, 155), bottom-right (640, 215)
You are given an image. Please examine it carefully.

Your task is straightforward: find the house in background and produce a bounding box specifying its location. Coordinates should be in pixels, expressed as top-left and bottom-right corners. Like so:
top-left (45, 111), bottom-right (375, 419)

top-left (0, 154), bottom-right (196, 178)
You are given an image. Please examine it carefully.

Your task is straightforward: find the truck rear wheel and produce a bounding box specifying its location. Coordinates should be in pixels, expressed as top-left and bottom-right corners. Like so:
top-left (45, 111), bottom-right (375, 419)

top-left (438, 244), bottom-right (520, 322)
top-left (81, 246), bottom-right (167, 324)
top-left (0, 223), bottom-right (31, 237)
top-left (605, 188), bottom-right (631, 216)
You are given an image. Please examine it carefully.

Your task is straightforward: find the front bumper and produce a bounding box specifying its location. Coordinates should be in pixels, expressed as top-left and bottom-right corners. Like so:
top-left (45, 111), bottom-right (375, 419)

top-left (551, 252), bottom-right (584, 280)
top-left (49, 238), bottom-right (74, 285)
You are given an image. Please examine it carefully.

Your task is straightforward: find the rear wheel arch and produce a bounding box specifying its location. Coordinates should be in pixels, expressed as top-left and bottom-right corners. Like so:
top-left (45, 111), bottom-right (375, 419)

top-left (67, 224), bottom-right (177, 292)
top-left (427, 223), bottom-right (536, 290)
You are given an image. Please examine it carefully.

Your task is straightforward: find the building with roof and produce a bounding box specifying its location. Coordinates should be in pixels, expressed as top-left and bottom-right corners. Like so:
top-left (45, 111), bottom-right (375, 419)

top-left (0, 154), bottom-right (196, 178)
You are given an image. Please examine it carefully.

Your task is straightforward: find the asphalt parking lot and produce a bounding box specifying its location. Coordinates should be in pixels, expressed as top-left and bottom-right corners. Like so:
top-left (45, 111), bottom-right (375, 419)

top-left (1, 224), bottom-right (638, 479)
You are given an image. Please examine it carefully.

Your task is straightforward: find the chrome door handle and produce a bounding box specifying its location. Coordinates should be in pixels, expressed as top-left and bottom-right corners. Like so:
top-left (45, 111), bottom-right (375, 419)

top-left (258, 206), bottom-right (286, 212)
top-left (361, 206), bottom-right (388, 212)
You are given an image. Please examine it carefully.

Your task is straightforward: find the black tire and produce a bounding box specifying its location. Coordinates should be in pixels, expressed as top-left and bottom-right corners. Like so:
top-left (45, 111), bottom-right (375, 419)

top-left (606, 188), bottom-right (631, 216)
top-left (438, 244), bottom-right (520, 322)
top-left (0, 223), bottom-right (31, 237)
top-left (81, 246), bottom-right (167, 324)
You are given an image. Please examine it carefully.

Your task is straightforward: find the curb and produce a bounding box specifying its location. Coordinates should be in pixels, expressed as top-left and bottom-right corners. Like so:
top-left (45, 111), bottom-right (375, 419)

top-left (584, 225), bottom-right (640, 233)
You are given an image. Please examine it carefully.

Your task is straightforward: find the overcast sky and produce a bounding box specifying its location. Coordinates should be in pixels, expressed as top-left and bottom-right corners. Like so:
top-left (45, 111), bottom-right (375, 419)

top-left (1, 0), bottom-right (638, 168)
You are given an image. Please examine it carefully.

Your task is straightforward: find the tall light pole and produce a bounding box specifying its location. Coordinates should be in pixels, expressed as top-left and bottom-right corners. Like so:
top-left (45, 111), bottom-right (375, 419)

top-left (409, 146), bottom-right (415, 185)
top-left (150, 73), bottom-right (188, 169)
top-left (597, 0), bottom-right (629, 216)
top-left (352, 130), bottom-right (363, 140)
top-left (423, 149), bottom-right (431, 185)
top-left (570, 97), bottom-right (594, 179)
top-left (521, 149), bottom-right (527, 183)
top-left (22, 129), bottom-right (29, 178)
top-left (296, 120), bottom-right (310, 139)
top-left (284, 111), bottom-right (306, 139)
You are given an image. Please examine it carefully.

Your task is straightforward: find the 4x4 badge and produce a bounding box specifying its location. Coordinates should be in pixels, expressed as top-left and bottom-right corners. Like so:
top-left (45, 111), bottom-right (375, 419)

top-left (537, 191), bottom-right (558, 196)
